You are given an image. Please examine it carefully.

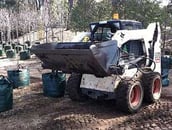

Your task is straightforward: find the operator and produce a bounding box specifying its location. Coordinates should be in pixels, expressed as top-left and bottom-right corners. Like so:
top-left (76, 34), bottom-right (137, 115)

top-left (82, 36), bottom-right (90, 42)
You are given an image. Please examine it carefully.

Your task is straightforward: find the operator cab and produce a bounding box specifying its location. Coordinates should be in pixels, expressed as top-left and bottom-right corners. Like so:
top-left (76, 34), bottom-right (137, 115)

top-left (120, 20), bottom-right (143, 30)
top-left (90, 20), bottom-right (143, 42)
top-left (119, 39), bottom-right (147, 68)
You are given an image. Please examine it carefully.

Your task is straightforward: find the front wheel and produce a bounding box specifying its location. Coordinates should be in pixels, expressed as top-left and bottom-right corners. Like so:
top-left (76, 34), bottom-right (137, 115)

top-left (66, 73), bottom-right (87, 101)
top-left (116, 80), bottom-right (144, 113)
top-left (142, 72), bottom-right (162, 103)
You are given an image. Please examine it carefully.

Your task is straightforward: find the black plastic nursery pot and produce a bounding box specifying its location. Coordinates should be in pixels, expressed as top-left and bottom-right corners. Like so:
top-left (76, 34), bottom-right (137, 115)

top-left (42, 71), bottom-right (66, 97)
top-left (19, 50), bottom-right (30, 60)
top-left (6, 49), bottom-right (15, 58)
top-left (0, 75), bottom-right (13, 112)
top-left (7, 69), bottom-right (30, 89)
top-left (15, 45), bottom-right (23, 53)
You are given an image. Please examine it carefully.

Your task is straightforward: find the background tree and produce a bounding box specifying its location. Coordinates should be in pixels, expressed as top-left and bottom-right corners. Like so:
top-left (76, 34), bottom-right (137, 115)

top-left (95, 0), bottom-right (113, 21)
top-left (0, 0), bottom-right (171, 45)
top-left (111, 0), bottom-right (126, 19)
top-left (111, 0), bottom-right (170, 27)
top-left (70, 0), bottom-right (97, 32)
top-left (70, 0), bottom-right (170, 31)
top-left (0, 0), bottom-right (16, 42)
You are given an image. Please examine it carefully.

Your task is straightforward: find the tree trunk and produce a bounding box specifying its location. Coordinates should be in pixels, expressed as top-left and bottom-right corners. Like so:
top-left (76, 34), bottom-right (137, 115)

top-left (51, 27), bottom-right (55, 42)
top-left (7, 10), bottom-right (12, 43)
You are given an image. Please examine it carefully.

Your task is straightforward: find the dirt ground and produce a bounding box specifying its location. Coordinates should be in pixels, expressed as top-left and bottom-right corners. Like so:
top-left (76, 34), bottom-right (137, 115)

top-left (0, 57), bottom-right (172, 130)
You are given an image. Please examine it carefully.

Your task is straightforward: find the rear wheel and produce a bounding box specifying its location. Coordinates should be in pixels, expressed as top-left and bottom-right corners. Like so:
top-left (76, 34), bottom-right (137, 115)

top-left (116, 80), bottom-right (143, 113)
top-left (142, 72), bottom-right (162, 103)
top-left (66, 73), bottom-right (87, 101)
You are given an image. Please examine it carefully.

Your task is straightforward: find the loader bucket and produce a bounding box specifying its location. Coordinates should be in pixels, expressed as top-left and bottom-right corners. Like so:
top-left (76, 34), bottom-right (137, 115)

top-left (31, 41), bottom-right (119, 77)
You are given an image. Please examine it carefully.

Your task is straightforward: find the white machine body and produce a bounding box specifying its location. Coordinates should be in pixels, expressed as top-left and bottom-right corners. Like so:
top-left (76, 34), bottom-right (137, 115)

top-left (80, 23), bottom-right (161, 93)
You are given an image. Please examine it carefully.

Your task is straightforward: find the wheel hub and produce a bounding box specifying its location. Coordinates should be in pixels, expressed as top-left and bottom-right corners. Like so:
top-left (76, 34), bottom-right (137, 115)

top-left (130, 85), bottom-right (141, 107)
top-left (152, 78), bottom-right (161, 99)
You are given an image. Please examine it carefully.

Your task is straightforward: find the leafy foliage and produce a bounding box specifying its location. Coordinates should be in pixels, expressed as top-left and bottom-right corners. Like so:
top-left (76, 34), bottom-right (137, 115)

top-left (70, 0), bottom-right (172, 31)
top-left (70, 0), bottom-right (97, 32)
top-left (0, 0), bottom-right (16, 9)
top-left (95, 0), bottom-right (113, 21)
top-left (123, 0), bottom-right (168, 27)
top-left (0, 0), bottom-right (172, 43)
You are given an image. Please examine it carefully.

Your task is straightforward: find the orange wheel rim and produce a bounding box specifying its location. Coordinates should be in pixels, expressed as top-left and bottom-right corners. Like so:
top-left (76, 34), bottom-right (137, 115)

top-left (153, 78), bottom-right (161, 96)
top-left (130, 85), bottom-right (141, 107)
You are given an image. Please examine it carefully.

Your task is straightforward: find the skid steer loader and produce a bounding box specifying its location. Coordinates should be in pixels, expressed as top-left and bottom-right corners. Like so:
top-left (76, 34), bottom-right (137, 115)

top-left (31, 20), bottom-right (162, 113)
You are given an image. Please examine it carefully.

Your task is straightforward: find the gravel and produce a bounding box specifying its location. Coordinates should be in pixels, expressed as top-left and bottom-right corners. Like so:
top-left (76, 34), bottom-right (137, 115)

top-left (0, 58), bottom-right (172, 130)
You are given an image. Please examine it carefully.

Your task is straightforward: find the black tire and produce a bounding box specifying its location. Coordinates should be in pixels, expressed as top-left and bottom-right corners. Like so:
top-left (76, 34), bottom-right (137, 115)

top-left (142, 72), bottom-right (162, 103)
top-left (66, 73), bottom-right (87, 101)
top-left (116, 80), bottom-right (144, 113)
